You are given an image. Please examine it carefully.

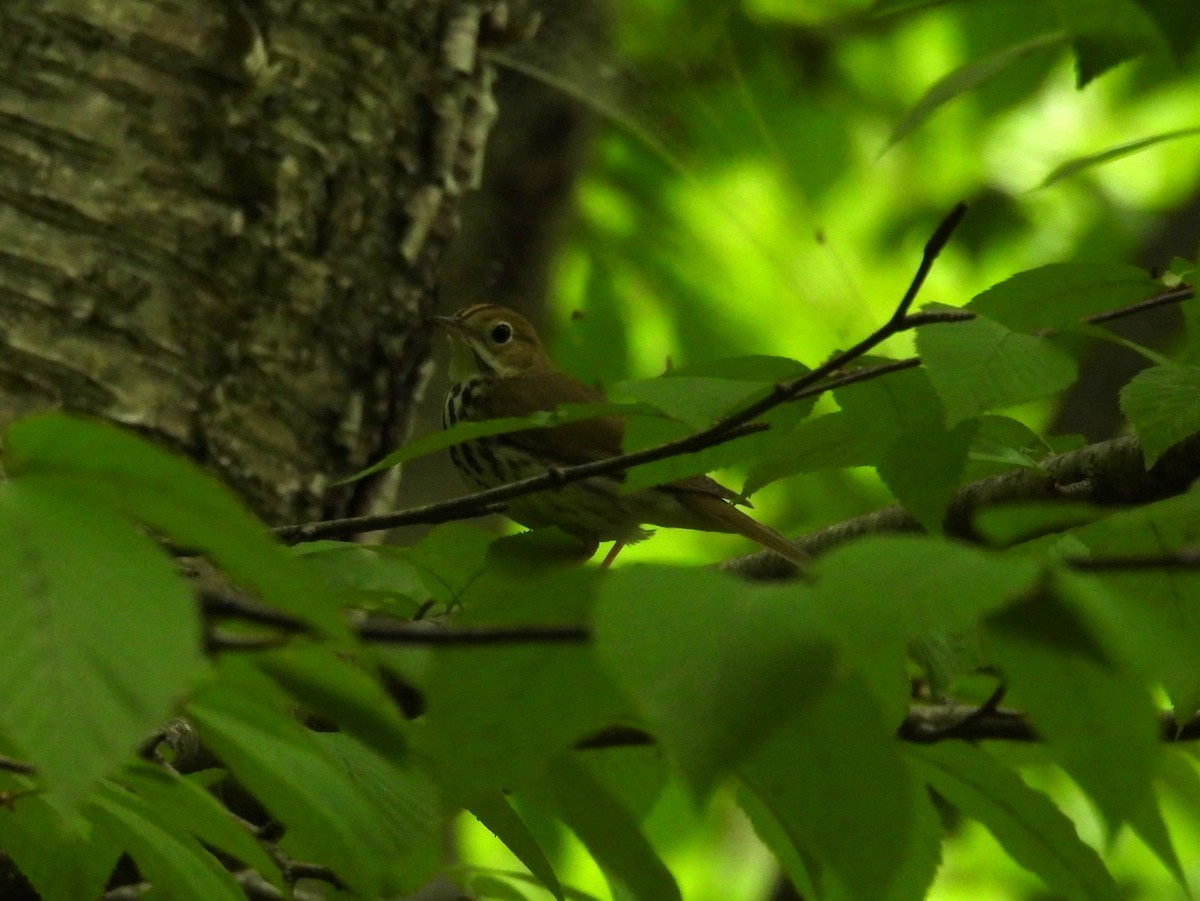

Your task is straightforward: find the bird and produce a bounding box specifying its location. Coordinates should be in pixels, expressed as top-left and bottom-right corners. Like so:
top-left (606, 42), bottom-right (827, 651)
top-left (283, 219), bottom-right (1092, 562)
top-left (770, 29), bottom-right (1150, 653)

top-left (429, 304), bottom-right (808, 568)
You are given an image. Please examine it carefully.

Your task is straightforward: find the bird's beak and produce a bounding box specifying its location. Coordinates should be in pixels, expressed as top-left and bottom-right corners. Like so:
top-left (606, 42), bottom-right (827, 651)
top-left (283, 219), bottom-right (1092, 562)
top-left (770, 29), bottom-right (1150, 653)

top-left (426, 313), bottom-right (463, 335)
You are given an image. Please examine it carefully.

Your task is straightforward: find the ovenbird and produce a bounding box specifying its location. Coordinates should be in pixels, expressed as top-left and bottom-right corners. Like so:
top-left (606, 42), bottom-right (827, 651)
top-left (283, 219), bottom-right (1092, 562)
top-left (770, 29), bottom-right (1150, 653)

top-left (430, 304), bottom-right (807, 568)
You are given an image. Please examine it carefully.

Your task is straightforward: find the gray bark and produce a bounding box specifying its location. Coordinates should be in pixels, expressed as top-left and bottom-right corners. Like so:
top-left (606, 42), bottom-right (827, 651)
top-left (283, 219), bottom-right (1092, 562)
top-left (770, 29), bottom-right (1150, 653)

top-left (0, 0), bottom-right (519, 523)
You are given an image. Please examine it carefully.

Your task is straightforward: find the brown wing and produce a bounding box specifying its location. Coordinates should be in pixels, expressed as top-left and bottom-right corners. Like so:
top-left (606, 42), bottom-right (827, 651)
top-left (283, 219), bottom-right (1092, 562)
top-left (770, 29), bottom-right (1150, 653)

top-left (486, 372), bottom-right (752, 506)
top-left (483, 372), bottom-right (624, 465)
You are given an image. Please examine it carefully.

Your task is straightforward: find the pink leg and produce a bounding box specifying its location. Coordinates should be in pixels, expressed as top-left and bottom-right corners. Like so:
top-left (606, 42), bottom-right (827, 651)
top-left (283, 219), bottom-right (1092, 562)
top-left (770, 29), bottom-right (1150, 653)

top-left (600, 542), bottom-right (625, 569)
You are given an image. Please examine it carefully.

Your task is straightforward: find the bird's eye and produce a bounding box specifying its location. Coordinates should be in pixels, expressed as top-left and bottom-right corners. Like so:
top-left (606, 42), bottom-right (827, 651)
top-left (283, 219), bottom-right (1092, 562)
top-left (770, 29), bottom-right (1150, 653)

top-left (490, 322), bottom-right (513, 344)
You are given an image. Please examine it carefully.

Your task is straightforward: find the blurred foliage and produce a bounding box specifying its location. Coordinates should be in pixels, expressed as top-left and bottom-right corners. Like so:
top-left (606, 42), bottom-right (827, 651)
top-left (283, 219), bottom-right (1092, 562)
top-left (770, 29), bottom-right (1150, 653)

top-left (517, 0), bottom-right (1200, 546)
top-left (475, 0), bottom-right (1200, 897)
top-left (6, 2), bottom-right (1200, 900)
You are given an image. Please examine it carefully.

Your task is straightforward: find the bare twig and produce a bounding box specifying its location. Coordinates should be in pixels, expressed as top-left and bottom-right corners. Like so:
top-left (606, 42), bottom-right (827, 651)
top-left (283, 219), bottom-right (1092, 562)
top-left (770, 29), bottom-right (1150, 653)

top-left (357, 619), bottom-right (589, 644)
top-left (1085, 283), bottom-right (1193, 325)
top-left (576, 703), bottom-right (1200, 748)
top-left (201, 593), bottom-right (591, 648)
top-left (0, 755), bottom-right (35, 776)
top-left (1065, 547), bottom-right (1200, 571)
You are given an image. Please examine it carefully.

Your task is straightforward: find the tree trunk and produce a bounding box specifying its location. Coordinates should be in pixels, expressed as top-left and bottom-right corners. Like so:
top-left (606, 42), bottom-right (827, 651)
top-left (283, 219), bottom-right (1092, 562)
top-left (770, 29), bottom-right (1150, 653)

top-left (0, 0), bottom-right (519, 524)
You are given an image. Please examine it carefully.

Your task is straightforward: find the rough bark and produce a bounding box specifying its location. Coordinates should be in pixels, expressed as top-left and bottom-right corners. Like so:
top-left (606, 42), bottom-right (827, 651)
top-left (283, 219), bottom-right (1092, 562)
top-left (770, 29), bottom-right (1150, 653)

top-left (0, 0), bottom-right (520, 523)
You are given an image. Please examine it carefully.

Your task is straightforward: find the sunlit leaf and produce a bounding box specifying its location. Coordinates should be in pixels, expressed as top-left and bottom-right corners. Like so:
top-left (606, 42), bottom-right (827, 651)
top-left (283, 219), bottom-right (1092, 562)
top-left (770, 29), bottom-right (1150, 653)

top-left (966, 262), bottom-right (1162, 331)
top-left (1041, 127), bottom-right (1200, 186)
top-left (918, 313), bottom-right (1078, 424)
top-left (470, 792), bottom-right (564, 900)
top-left (907, 742), bottom-right (1120, 898)
top-left (886, 32), bottom-right (1066, 149)
top-left (536, 756), bottom-right (680, 901)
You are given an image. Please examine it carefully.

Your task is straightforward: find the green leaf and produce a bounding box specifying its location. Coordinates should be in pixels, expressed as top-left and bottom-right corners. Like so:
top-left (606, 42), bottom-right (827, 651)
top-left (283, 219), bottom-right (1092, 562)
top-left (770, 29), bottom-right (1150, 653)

top-left (917, 313), bottom-right (1078, 425)
top-left (256, 644), bottom-right (411, 760)
top-left (1156, 749), bottom-right (1200, 893)
top-left (1068, 489), bottom-right (1200, 717)
top-left (964, 415), bottom-right (1061, 482)
top-left (907, 742), bottom-right (1119, 899)
top-left (534, 755), bottom-right (681, 901)
top-left (874, 402), bottom-right (975, 533)
top-left (594, 567), bottom-right (838, 798)
top-left (966, 263), bottom-right (1163, 332)
top-left (738, 676), bottom-right (926, 901)
top-left (615, 375), bottom-right (770, 428)
top-left (0, 479), bottom-right (204, 797)
top-left (886, 32), bottom-right (1066, 149)
top-left (973, 501), bottom-right (1105, 547)
top-left (314, 732), bottom-right (443, 894)
top-left (117, 762), bottom-right (283, 890)
top-left (87, 781), bottom-right (245, 901)
top-left (666, 355), bottom-right (812, 382)
top-left (737, 788), bottom-right (820, 899)
top-left (984, 587), bottom-right (1161, 832)
top-left (0, 786), bottom-right (120, 901)
top-left (421, 567), bottom-right (627, 801)
top-left (187, 683), bottom-right (394, 896)
top-left (1120, 364), bottom-right (1200, 466)
top-left (342, 402), bottom-right (646, 482)
top-left (464, 868), bottom-right (606, 901)
top-left (809, 536), bottom-right (1041, 654)
top-left (758, 365), bottom-right (972, 528)
top-left (470, 792), bottom-right (565, 900)
top-left (2, 413), bottom-right (343, 636)
top-left (293, 542), bottom-right (425, 612)
top-left (1130, 0), bottom-right (1200, 60)
top-left (744, 410), bottom-right (880, 493)
top-left (1051, 0), bottom-right (1166, 85)
top-left (618, 412), bottom-right (750, 491)
top-left (397, 521), bottom-right (495, 605)
top-left (1042, 127), bottom-right (1200, 187)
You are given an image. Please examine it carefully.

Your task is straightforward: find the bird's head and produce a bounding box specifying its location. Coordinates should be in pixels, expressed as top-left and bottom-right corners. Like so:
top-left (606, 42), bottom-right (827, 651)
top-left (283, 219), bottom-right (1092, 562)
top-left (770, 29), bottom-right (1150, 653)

top-left (428, 304), bottom-right (553, 380)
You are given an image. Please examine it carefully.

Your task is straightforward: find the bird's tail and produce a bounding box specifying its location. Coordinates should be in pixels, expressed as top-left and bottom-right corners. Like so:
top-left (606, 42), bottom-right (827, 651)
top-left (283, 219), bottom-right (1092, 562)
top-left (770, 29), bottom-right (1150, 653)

top-left (677, 492), bottom-right (809, 568)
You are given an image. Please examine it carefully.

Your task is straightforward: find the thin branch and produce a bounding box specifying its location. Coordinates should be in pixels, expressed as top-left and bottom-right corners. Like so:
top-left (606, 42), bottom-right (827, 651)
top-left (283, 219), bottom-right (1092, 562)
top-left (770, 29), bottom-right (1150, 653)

top-left (201, 591), bottom-right (591, 648)
top-left (0, 755), bottom-right (35, 775)
top-left (273, 500), bottom-right (510, 544)
top-left (206, 630), bottom-right (293, 653)
top-left (577, 704), bottom-right (1200, 749)
top-left (357, 620), bottom-right (589, 645)
top-left (1065, 547), bottom-right (1200, 571)
top-left (199, 590), bottom-right (308, 632)
top-left (1085, 283), bottom-right (1193, 325)
top-left (790, 356), bottom-right (920, 401)
top-left (576, 724), bottom-right (654, 750)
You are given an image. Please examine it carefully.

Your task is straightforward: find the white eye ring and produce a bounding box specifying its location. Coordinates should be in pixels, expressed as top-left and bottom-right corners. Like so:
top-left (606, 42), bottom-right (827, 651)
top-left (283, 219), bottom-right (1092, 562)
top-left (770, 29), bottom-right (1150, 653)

top-left (490, 322), bottom-right (513, 344)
